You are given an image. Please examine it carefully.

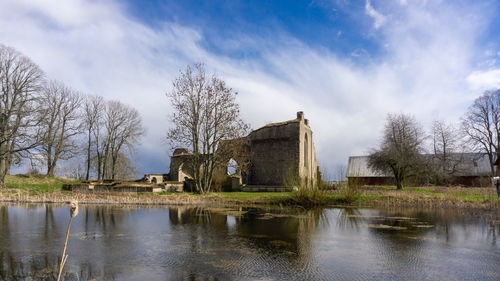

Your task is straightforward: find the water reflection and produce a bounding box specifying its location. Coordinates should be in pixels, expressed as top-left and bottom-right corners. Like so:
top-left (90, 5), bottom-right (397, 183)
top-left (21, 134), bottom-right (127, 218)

top-left (0, 203), bottom-right (498, 280)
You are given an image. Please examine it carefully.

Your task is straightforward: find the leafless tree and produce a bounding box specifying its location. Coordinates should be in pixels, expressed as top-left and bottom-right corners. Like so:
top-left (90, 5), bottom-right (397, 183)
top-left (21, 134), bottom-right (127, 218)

top-left (111, 151), bottom-right (138, 180)
top-left (368, 113), bottom-right (426, 189)
top-left (100, 100), bottom-right (143, 180)
top-left (0, 45), bottom-right (45, 188)
top-left (430, 120), bottom-right (465, 184)
top-left (167, 63), bottom-right (249, 193)
top-left (462, 89), bottom-right (500, 176)
top-left (37, 81), bottom-right (83, 176)
top-left (335, 164), bottom-right (346, 182)
top-left (82, 95), bottom-right (105, 180)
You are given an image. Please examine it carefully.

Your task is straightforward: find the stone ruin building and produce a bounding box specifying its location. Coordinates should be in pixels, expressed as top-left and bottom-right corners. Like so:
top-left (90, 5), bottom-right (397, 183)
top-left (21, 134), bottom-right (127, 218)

top-left (146, 112), bottom-right (318, 191)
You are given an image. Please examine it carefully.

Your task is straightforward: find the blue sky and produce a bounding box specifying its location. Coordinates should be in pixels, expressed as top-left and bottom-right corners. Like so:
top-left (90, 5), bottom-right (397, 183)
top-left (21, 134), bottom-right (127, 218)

top-left (124, 0), bottom-right (381, 59)
top-left (1, 0), bottom-right (500, 179)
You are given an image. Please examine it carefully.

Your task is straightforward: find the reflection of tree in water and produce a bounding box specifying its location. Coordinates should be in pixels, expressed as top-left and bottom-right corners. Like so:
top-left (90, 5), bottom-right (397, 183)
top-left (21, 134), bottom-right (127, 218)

top-left (0, 205), bottom-right (9, 242)
top-left (0, 250), bottom-right (107, 281)
top-left (43, 205), bottom-right (58, 241)
top-left (168, 206), bottom-right (228, 227)
top-left (90, 205), bottom-right (121, 231)
top-left (0, 204), bottom-right (129, 280)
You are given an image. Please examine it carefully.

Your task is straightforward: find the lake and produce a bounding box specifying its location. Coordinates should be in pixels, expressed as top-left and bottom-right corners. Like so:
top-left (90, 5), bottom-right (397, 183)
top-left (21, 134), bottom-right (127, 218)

top-left (0, 203), bottom-right (499, 280)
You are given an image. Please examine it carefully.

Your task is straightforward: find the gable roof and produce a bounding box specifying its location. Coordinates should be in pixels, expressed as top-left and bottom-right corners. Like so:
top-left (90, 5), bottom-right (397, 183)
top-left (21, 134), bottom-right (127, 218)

top-left (346, 153), bottom-right (492, 178)
top-left (346, 156), bottom-right (392, 177)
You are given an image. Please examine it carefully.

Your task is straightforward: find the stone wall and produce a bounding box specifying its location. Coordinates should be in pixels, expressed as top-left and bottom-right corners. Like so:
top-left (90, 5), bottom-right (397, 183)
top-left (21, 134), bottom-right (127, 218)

top-left (144, 174), bottom-right (167, 184)
top-left (166, 112), bottom-right (318, 189)
top-left (247, 111), bottom-right (317, 187)
top-left (169, 150), bottom-right (194, 182)
top-left (247, 120), bottom-right (301, 185)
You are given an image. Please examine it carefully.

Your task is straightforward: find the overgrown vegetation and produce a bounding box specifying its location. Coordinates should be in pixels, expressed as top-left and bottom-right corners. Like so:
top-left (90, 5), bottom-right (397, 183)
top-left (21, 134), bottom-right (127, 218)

top-left (289, 187), bottom-right (326, 207)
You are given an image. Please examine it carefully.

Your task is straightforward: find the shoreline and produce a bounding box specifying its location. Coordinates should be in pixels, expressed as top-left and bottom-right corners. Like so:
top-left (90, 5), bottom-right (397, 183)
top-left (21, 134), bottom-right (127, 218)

top-left (1, 187), bottom-right (499, 212)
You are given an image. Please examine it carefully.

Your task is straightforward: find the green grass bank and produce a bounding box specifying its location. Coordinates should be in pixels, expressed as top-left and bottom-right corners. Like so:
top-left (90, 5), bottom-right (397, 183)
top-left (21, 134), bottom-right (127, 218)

top-left (1, 175), bottom-right (499, 210)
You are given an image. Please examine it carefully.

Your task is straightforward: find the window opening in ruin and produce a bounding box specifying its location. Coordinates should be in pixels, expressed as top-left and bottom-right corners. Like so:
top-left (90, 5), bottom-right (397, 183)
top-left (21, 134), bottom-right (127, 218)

top-left (152, 177), bottom-right (157, 184)
top-left (227, 158), bottom-right (238, 175)
top-left (304, 134), bottom-right (308, 168)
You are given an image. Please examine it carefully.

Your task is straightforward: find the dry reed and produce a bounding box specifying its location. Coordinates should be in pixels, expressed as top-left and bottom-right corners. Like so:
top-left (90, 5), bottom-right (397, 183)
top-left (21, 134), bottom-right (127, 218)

top-left (57, 200), bottom-right (78, 281)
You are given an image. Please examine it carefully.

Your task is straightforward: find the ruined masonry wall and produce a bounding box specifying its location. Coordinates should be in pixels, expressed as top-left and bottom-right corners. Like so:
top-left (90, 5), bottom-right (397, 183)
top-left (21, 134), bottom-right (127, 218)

top-left (248, 121), bottom-right (301, 186)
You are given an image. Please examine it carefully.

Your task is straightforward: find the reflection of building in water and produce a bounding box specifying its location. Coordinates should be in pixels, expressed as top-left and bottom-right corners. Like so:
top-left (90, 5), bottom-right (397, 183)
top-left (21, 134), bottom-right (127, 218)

top-left (166, 112), bottom-right (318, 191)
top-left (166, 206), bottom-right (321, 264)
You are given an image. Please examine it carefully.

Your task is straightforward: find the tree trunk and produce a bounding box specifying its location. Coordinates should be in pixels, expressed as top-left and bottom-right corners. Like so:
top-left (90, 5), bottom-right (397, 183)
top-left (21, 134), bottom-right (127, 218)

top-left (96, 154), bottom-right (102, 181)
top-left (47, 164), bottom-right (56, 177)
top-left (5, 153), bottom-right (12, 175)
top-left (0, 155), bottom-right (7, 188)
top-left (396, 180), bottom-right (403, 190)
top-left (86, 129), bottom-right (91, 180)
top-left (111, 154), bottom-right (117, 180)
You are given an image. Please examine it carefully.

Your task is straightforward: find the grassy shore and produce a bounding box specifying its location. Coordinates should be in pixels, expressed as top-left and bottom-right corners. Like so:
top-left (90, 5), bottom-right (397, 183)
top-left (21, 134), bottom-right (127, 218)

top-left (1, 175), bottom-right (499, 209)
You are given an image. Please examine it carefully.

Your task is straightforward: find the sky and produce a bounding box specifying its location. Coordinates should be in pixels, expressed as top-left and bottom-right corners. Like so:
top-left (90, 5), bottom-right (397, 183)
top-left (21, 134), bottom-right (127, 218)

top-left (1, 0), bottom-right (500, 179)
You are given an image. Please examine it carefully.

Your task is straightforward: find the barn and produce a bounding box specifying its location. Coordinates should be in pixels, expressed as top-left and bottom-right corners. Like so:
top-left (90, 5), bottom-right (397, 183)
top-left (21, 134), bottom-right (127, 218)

top-left (346, 153), bottom-right (493, 187)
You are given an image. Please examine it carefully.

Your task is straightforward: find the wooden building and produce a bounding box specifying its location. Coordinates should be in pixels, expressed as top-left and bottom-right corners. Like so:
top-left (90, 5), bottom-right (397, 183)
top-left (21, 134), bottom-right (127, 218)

top-left (346, 153), bottom-right (493, 187)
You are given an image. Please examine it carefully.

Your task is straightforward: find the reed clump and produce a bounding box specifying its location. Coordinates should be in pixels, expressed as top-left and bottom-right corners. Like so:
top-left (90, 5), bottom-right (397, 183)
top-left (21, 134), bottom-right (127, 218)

top-left (337, 182), bottom-right (361, 203)
top-left (290, 187), bottom-right (326, 207)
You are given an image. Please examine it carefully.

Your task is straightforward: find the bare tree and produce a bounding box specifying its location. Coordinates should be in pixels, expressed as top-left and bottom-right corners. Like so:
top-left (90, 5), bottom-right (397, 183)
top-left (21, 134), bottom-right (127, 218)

top-left (101, 100), bottom-right (143, 180)
top-left (430, 120), bottom-right (465, 184)
top-left (81, 97), bottom-right (142, 181)
top-left (111, 151), bottom-right (138, 180)
top-left (167, 63), bottom-right (249, 193)
top-left (368, 113), bottom-right (426, 189)
top-left (462, 89), bottom-right (500, 176)
top-left (82, 95), bottom-right (105, 180)
top-left (37, 81), bottom-right (83, 176)
top-left (0, 45), bottom-right (44, 188)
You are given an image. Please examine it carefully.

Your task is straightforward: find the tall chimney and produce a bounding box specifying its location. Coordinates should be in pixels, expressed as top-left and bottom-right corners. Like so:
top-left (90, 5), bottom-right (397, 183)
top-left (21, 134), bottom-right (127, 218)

top-left (297, 111), bottom-right (304, 120)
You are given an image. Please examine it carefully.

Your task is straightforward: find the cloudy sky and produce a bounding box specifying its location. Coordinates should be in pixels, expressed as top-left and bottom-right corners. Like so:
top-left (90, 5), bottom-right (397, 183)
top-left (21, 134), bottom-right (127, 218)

top-left (1, 0), bottom-right (500, 179)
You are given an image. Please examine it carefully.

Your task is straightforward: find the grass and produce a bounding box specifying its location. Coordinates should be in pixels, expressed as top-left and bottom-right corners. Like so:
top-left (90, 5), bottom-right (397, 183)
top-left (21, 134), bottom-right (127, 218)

top-left (1, 175), bottom-right (499, 209)
top-left (5, 174), bottom-right (78, 192)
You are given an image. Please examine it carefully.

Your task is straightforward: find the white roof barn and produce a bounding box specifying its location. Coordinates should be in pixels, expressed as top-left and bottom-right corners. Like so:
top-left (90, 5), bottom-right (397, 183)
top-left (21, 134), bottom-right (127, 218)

top-left (346, 153), bottom-right (493, 179)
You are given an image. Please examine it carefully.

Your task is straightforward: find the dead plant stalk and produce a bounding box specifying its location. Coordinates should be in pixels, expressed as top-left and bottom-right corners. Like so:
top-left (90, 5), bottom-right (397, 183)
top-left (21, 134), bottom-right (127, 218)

top-left (57, 200), bottom-right (78, 281)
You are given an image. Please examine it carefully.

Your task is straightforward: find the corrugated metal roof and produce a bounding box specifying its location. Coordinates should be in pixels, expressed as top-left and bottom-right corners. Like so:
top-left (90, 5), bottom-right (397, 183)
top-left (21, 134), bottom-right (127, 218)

top-left (446, 153), bottom-right (492, 176)
top-left (346, 156), bottom-right (392, 177)
top-left (346, 153), bottom-right (493, 178)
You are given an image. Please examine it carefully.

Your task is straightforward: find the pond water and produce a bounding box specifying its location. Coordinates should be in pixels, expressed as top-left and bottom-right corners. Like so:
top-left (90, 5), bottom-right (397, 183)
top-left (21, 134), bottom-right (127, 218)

top-left (0, 203), bottom-right (499, 281)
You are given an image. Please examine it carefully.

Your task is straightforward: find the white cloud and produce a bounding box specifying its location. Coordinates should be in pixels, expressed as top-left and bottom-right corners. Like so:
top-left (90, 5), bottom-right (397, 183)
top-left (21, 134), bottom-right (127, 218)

top-left (365, 0), bottom-right (386, 29)
top-left (466, 70), bottom-right (500, 91)
top-left (0, 0), bottom-right (496, 178)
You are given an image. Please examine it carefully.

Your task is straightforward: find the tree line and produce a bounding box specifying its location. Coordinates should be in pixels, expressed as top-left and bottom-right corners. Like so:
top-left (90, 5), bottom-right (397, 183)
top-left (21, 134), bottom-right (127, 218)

top-left (0, 44), bottom-right (144, 188)
top-left (369, 88), bottom-right (500, 189)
